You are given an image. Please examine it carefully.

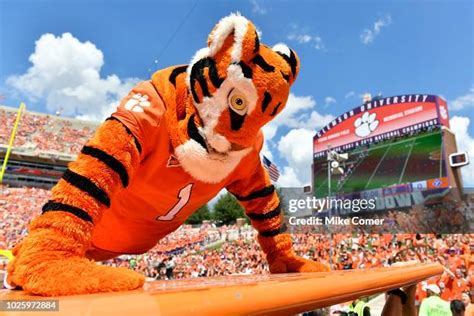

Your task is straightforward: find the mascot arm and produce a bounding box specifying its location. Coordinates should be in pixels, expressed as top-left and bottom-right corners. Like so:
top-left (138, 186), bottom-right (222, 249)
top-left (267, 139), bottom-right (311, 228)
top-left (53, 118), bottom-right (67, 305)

top-left (6, 81), bottom-right (163, 296)
top-left (227, 155), bottom-right (329, 274)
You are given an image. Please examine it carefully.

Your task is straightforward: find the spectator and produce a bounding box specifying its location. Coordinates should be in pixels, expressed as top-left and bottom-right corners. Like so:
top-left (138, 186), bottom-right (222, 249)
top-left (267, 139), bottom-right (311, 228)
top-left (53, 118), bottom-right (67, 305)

top-left (166, 257), bottom-right (175, 279)
top-left (419, 284), bottom-right (452, 316)
top-left (348, 297), bottom-right (370, 316)
top-left (450, 300), bottom-right (466, 316)
top-left (464, 293), bottom-right (474, 316)
top-left (451, 300), bottom-right (465, 316)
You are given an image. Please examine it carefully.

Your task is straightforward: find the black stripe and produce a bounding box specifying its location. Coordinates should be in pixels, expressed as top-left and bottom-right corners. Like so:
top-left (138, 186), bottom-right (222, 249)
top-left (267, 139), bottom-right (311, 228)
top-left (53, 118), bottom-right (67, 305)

top-left (42, 200), bottom-right (93, 223)
top-left (169, 65), bottom-right (188, 86)
top-left (206, 59), bottom-right (224, 88)
top-left (277, 50), bottom-right (297, 77)
top-left (230, 110), bottom-right (246, 131)
top-left (187, 114), bottom-right (208, 151)
top-left (190, 58), bottom-right (224, 103)
top-left (253, 30), bottom-right (260, 53)
top-left (280, 71), bottom-right (290, 82)
top-left (260, 224), bottom-right (287, 237)
top-left (62, 169), bottom-right (111, 207)
top-left (190, 81), bottom-right (200, 103)
top-left (234, 185), bottom-right (275, 201)
top-left (238, 61), bottom-right (252, 79)
top-left (194, 64), bottom-right (210, 99)
top-left (81, 146), bottom-right (129, 188)
top-left (105, 117), bottom-right (142, 154)
top-left (288, 49), bottom-right (298, 77)
top-left (261, 92), bottom-right (272, 113)
top-left (247, 205), bottom-right (281, 221)
top-left (251, 54), bottom-right (275, 72)
top-left (270, 102), bottom-right (282, 116)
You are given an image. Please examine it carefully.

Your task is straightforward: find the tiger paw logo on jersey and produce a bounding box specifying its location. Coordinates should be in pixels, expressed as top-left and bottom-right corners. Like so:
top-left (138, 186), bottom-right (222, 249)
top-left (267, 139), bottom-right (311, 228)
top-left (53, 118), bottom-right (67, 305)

top-left (124, 93), bottom-right (151, 112)
top-left (354, 111), bottom-right (379, 138)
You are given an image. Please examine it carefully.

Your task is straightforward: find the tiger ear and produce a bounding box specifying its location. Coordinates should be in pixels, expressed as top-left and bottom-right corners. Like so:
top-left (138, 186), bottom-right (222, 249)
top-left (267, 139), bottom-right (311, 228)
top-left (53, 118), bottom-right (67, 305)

top-left (207, 13), bottom-right (259, 63)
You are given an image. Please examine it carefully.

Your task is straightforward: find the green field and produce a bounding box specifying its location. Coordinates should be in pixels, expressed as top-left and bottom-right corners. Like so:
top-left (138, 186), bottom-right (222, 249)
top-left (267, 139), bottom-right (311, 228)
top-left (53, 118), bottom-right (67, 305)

top-left (313, 130), bottom-right (445, 198)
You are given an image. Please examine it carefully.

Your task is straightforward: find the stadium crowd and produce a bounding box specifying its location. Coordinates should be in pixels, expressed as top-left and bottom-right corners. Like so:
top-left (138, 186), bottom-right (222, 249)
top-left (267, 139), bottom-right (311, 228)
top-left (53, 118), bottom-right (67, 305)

top-left (1, 185), bottom-right (473, 314)
top-left (0, 107), bottom-right (96, 155)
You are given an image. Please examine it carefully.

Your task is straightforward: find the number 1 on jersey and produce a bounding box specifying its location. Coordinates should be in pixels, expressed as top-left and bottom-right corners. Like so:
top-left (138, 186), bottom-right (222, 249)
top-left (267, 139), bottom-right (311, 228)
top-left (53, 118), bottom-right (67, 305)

top-left (156, 183), bottom-right (193, 221)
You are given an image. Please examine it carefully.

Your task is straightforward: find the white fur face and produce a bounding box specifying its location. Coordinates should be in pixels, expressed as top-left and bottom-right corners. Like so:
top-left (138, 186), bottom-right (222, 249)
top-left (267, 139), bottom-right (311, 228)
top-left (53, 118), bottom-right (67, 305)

top-left (174, 14), bottom-right (259, 183)
top-left (185, 14), bottom-right (258, 155)
top-left (196, 64), bottom-right (258, 153)
top-left (174, 13), bottom-right (297, 183)
top-left (174, 141), bottom-right (251, 183)
top-left (176, 62), bottom-right (257, 183)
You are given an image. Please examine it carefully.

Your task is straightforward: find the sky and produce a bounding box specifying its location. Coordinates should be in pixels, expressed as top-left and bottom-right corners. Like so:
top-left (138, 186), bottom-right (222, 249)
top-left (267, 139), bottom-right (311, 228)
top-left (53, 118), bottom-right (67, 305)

top-left (0, 0), bottom-right (473, 187)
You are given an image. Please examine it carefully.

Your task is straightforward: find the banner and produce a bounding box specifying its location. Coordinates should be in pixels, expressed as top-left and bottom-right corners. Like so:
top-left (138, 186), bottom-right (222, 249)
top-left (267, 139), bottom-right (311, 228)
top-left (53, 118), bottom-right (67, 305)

top-left (314, 95), bottom-right (444, 154)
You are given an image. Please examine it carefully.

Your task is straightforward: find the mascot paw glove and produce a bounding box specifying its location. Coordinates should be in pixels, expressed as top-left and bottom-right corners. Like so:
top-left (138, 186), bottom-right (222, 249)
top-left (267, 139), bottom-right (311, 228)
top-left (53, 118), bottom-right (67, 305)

top-left (7, 213), bottom-right (145, 296)
top-left (259, 233), bottom-right (330, 274)
top-left (267, 251), bottom-right (330, 273)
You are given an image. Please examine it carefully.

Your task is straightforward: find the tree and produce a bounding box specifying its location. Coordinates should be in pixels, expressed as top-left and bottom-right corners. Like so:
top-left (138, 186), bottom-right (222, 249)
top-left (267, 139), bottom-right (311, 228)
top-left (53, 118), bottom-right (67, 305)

top-left (275, 187), bottom-right (289, 215)
top-left (185, 204), bottom-right (211, 225)
top-left (212, 192), bottom-right (245, 225)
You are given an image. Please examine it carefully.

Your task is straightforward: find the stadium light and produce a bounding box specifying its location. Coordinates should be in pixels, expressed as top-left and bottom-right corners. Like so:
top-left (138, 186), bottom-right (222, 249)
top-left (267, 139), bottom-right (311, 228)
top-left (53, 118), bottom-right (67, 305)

top-left (326, 148), bottom-right (349, 269)
top-left (330, 161), bottom-right (344, 175)
top-left (328, 151), bottom-right (348, 175)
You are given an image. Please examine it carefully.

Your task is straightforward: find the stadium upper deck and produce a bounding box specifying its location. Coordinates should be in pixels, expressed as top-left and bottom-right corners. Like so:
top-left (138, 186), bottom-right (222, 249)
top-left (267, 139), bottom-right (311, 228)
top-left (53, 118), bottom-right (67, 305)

top-left (0, 105), bottom-right (98, 156)
top-left (0, 105), bottom-right (99, 188)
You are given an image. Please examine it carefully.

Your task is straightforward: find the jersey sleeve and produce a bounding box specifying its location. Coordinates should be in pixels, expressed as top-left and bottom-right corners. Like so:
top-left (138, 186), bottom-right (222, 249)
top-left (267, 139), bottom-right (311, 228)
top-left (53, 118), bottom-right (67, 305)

top-left (111, 80), bottom-right (166, 159)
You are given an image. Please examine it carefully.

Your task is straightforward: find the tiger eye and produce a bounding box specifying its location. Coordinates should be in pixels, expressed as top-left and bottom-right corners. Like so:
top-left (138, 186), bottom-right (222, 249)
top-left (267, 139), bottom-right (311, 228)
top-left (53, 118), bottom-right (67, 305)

top-left (230, 94), bottom-right (247, 111)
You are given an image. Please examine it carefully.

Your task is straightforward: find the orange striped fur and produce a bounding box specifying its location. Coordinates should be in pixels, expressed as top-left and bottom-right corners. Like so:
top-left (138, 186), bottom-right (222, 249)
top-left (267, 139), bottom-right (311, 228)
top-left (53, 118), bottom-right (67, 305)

top-left (8, 14), bottom-right (328, 297)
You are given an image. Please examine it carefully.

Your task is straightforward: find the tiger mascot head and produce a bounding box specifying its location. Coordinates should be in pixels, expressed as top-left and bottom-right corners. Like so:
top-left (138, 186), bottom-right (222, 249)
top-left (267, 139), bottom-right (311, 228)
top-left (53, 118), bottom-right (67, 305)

top-left (155, 13), bottom-right (300, 183)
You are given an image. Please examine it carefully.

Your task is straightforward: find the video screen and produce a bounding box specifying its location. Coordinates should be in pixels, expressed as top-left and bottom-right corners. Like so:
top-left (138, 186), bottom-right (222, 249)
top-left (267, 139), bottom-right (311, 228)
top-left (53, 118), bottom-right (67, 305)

top-left (313, 129), bottom-right (446, 198)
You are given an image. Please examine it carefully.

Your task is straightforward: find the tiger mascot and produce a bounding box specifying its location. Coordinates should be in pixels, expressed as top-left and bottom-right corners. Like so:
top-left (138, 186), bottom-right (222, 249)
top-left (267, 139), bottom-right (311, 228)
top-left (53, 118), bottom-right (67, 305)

top-left (7, 13), bottom-right (329, 296)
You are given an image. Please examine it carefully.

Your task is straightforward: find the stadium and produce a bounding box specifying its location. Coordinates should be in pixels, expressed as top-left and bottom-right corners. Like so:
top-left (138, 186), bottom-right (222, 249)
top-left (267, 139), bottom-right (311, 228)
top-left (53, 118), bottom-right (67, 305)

top-left (0, 105), bottom-right (95, 188)
top-left (1, 94), bottom-right (473, 314)
top-left (0, 4), bottom-right (473, 316)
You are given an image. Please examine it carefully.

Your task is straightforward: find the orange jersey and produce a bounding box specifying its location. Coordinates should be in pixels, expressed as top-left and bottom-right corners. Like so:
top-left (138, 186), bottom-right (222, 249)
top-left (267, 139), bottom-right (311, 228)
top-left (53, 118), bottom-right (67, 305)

top-left (91, 81), bottom-right (263, 253)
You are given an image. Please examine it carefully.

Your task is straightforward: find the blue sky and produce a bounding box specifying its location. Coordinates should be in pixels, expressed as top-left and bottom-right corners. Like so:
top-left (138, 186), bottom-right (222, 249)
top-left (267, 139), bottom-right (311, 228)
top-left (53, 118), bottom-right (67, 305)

top-left (0, 0), bottom-right (473, 186)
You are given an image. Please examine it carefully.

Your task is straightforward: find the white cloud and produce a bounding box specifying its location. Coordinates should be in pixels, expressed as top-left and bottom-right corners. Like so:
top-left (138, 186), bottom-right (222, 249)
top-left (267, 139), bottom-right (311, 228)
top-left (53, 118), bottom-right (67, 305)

top-left (250, 0), bottom-right (267, 15)
top-left (313, 36), bottom-right (324, 50)
top-left (287, 25), bottom-right (325, 50)
top-left (277, 128), bottom-right (315, 187)
top-left (278, 166), bottom-right (304, 187)
top-left (7, 33), bottom-right (139, 121)
top-left (261, 93), bottom-right (333, 187)
top-left (290, 34), bottom-right (312, 44)
top-left (345, 91), bottom-right (356, 99)
top-left (450, 116), bottom-right (474, 186)
top-left (261, 140), bottom-right (273, 160)
top-left (360, 15), bottom-right (392, 45)
top-left (324, 96), bottom-right (336, 107)
top-left (300, 110), bottom-right (336, 130)
top-left (263, 93), bottom-right (334, 140)
top-left (450, 87), bottom-right (474, 111)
